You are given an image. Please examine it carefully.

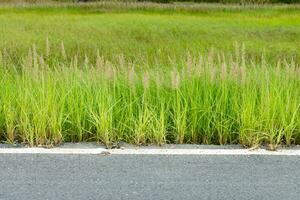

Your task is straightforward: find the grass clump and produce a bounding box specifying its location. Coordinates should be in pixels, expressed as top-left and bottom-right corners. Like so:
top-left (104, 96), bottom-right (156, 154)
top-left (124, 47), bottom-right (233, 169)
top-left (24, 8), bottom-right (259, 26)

top-left (0, 42), bottom-right (299, 148)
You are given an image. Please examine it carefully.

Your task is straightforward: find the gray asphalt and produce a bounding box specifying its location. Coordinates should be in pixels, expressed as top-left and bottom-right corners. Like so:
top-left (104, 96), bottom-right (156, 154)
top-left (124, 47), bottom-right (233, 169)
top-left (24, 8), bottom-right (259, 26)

top-left (0, 154), bottom-right (299, 200)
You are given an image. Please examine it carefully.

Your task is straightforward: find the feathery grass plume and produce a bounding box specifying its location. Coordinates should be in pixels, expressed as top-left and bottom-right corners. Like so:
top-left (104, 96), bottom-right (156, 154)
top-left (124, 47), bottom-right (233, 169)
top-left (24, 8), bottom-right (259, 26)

top-left (127, 64), bottom-right (136, 86)
top-left (210, 65), bottom-right (217, 82)
top-left (39, 55), bottom-right (45, 71)
top-left (61, 41), bottom-right (67, 60)
top-left (297, 67), bottom-right (300, 80)
top-left (291, 57), bottom-right (296, 68)
top-left (96, 50), bottom-right (104, 70)
top-left (230, 62), bottom-right (239, 81)
top-left (195, 54), bottom-right (204, 76)
top-left (32, 44), bottom-right (38, 69)
top-left (171, 68), bottom-right (180, 89)
top-left (217, 52), bottom-right (222, 66)
top-left (0, 50), bottom-right (2, 66)
top-left (30, 44), bottom-right (40, 81)
top-left (220, 61), bottom-right (227, 81)
top-left (186, 51), bottom-right (193, 78)
top-left (104, 61), bottom-right (116, 82)
top-left (2, 48), bottom-right (8, 67)
top-left (118, 53), bottom-right (126, 69)
top-left (240, 62), bottom-right (247, 85)
top-left (45, 37), bottom-right (50, 58)
top-left (234, 41), bottom-right (240, 64)
top-left (283, 58), bottom-right (289, 70)
top-left (71, 55), bottom-right (78, 69)
top-left (84, 54), bottom-right (89, 69)
top-left (208, 47), bottom-right (215, 67)
top-left (288, 57), bottom-right (297, 77)
top-left (276, 59), bottom-right (281, 76)
top-left (25, 48), bottom-right (33, 69)
top-left (241, 43), bottom-right (246, 68)
top-left (261, 52), bottom-right (266, 70)
top-left (282, 58), bottom-right (296, 80)
top-left (142, 71), bottom-right (150, 91)
top-left (155, 69), bottom-right (163, 88)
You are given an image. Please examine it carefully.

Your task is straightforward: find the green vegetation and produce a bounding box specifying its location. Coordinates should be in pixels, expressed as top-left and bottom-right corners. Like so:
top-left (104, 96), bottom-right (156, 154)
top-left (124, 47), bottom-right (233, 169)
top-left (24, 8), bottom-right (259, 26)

top-left (0, 2), bottom-right (299, 148)
top-left (0, 2), bottom-right (300, 66)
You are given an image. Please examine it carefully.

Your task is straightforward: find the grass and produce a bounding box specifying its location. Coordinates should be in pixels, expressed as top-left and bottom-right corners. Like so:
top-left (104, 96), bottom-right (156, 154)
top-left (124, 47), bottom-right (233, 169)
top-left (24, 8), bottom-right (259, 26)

top-left (0, 2), bottom-right (299, 147)
top-left (0, 2), bottom-right (300, 66)
top-left (0, 42), bottom-right (299, 147)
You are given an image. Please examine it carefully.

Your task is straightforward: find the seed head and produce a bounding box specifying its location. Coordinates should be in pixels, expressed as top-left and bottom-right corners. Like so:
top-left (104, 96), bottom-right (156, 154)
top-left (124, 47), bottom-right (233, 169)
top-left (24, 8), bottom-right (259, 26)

top-left (155, 69), bottom-right (163, 88)
top-left (96, 52), bottom-right (104, 70)
top-left (32, 44), bottom-right (38, 69)
top-left (241, 43), bottom-right (246, 68)
top-left (46, 37), bottom-right (50, 58)
top-left (297, 67), bottom-right (300, 80)
top-left (127, 65), bottom-right (136, 86)
top-left (61, 41), bottom-right (67, 60)
top-left (276, 59), bottom-right (281, 76)
top-left (289, 57), bottom-right (296, 77)
top-left (72, 55), bottom-right (78, 69)
top-left (0, 50), bottom-right (2, 66)
top-left (186, 51), bottom-right (193, 77)
top-left (39, 55), bottom-right (45, 70)
top-left (208, 47), bottom-right (214, 66)
top-left (171, 69), bottom-right (180, 89)
top-left (195, 54), bottom-right (204, 76)
top-left (84, 54), bottom-right (89, 67)
top-left (220, 62), bottom-right (227, 81)
top-left (210, 65), bottom-right (217, 82)
top-left (2, 48), bottom-right (8, 67)
top-left (230, 62), bottom-right (239, 81)
top-left (240, 64), bottom-right (247, 85)
top-left (118, 54), bottom-right (125, 69)
top-left (142, 71), bottom-right (150, 90)
top-left (26, 48), bottom-right (33, 68)
top-left (235, 42), bottom-right (240, 64)
top-left (261, 53), bottom-right (266, 70)
top-left (105, 62), bottom-right (116, 82)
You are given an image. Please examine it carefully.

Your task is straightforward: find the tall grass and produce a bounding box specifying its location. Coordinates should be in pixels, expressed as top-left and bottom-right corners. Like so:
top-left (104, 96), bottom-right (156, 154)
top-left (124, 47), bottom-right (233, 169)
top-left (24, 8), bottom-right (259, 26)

top-left (0, 42), bottom-right (299, 148)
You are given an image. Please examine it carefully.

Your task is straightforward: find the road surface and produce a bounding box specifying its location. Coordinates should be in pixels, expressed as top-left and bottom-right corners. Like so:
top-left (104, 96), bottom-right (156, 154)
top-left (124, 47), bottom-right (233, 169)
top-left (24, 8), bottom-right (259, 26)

top-left (0, 150), bottom-right (300, 200)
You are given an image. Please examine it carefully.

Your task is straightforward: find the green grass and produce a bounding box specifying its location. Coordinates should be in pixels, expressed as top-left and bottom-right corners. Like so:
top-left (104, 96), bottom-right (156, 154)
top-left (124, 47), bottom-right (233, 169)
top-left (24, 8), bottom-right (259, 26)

top-left (0, 2), bottom-right (299, 147)
top-left (0, 2), bottom-right (300, 66)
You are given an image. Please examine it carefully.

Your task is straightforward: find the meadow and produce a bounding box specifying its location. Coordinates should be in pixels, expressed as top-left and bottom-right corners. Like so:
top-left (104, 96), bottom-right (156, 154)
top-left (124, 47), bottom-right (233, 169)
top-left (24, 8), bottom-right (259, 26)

top-left (0, 1), bottom-right (299, 148)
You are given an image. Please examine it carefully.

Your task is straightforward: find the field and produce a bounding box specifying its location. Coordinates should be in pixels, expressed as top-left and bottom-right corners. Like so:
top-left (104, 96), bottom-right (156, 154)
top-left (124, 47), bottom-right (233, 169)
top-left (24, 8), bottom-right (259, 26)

top-left (0, 1), bottom-right (299, 148)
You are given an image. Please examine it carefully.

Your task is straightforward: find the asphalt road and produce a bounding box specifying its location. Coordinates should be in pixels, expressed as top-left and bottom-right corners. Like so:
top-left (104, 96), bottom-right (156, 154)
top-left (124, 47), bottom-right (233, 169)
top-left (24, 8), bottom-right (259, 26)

top-left (0, 154), bottom-right (299, 200)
